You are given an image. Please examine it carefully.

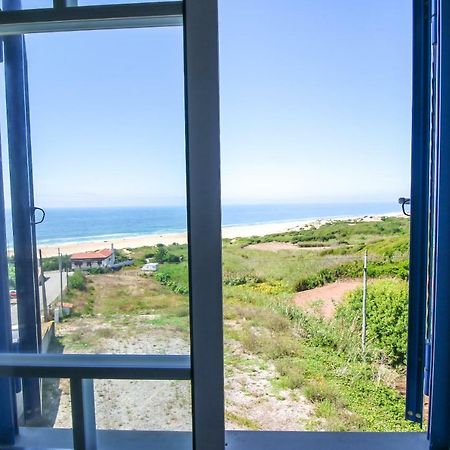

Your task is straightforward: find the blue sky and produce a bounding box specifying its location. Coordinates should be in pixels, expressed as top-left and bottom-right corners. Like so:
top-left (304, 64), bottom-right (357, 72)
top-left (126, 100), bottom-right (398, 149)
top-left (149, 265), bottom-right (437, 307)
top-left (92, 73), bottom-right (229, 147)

top-left (1, 0), bottom-right (412, 207)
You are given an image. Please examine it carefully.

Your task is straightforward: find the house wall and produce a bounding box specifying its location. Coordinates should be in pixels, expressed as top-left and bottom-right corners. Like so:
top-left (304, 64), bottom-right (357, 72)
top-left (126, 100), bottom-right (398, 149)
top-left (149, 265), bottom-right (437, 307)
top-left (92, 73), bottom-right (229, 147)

top-left (101, 253), bottom-right (115, 267)
top-left (71, 253), bottom-right (115, 269)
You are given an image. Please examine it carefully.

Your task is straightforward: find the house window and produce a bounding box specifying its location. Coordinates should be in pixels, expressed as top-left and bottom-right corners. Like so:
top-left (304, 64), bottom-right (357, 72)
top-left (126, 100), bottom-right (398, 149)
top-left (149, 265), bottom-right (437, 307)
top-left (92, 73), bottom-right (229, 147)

top-left (0, 1), bottom-right (448, 450)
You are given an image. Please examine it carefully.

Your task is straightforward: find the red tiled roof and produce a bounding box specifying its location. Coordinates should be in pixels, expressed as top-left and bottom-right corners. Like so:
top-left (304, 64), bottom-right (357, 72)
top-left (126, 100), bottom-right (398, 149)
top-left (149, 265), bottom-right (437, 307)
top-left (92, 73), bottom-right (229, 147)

top-left (70, 249), bottom-right (113, 260)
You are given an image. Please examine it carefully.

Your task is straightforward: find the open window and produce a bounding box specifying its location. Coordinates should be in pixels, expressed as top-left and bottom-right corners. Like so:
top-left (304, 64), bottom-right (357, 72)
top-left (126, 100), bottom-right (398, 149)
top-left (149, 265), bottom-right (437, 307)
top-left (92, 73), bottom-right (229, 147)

top-left (0, 0), bottom-right (449, 450)
top-left (0, 1), bottom-right (223, 449)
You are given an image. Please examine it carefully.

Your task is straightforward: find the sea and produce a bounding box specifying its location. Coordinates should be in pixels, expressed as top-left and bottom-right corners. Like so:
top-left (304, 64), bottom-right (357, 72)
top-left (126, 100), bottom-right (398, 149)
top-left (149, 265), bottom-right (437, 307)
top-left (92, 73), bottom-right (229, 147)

top-left (6, 202), bottom-right (399, 247)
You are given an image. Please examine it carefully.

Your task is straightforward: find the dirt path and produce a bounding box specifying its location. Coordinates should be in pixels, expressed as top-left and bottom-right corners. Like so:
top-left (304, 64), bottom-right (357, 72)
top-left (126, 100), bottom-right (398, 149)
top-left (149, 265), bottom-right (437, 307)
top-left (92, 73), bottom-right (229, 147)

top-left (44, 316), bottom-right (313, 431)
top-left (293, 280), bottom-right (361, 319)
top-left (225, 341), bottom-right (313, 430)
top-left (47, 317), bottom-right (191, 431)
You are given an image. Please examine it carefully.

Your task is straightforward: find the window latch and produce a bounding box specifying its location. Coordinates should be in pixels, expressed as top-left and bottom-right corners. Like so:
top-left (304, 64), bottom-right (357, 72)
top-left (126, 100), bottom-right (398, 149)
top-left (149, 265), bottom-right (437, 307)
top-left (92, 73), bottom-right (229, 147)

top-left (398, 197), bottom-right (411, 216)
top-left (31, 207), bottom-right (46, 225)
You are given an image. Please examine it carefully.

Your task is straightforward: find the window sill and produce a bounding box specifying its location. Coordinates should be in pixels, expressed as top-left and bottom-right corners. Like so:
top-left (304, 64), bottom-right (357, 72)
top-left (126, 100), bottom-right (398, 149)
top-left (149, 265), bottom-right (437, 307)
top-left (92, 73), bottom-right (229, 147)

top-left (4, 427), bottom-right (428, 450)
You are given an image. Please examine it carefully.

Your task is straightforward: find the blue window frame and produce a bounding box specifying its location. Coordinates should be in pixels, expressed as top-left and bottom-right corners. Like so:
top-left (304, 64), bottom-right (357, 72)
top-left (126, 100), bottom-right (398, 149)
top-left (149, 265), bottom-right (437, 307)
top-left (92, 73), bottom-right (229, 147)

top-left (405, 0), bottom-right (431, 426)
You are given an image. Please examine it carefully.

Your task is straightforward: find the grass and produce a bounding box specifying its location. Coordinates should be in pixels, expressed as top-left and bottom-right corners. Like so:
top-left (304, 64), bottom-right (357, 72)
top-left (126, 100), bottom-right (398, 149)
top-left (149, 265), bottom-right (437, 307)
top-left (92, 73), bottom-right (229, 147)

top-left (61, 216), bottom-right (417, 432)
top-left (66, 269), bottom-right (190, 333)
top-left (231, 317), bottom-right (417, 431)
top-left (225, 411), bottom-right (261, 430)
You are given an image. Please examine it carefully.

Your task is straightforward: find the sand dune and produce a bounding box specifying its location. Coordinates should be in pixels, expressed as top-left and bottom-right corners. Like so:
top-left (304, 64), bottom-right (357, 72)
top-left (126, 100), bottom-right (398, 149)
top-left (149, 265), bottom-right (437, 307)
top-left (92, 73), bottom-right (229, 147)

top-left (38, 212), bottom-right (400, 258)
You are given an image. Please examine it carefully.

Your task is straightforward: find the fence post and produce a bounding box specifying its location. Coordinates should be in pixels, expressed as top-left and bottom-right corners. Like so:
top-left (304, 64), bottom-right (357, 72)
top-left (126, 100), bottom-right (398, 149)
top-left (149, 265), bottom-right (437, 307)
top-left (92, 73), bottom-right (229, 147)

top-left (362, 250), bottom-right (368, 353)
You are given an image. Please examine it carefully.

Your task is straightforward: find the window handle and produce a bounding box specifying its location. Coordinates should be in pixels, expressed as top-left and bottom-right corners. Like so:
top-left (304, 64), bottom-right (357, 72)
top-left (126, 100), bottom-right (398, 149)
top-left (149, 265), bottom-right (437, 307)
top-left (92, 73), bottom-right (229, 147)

top-left (31, 207), bottom-right (46, 225)
top-left (398, 197), bottom-right (411, 217)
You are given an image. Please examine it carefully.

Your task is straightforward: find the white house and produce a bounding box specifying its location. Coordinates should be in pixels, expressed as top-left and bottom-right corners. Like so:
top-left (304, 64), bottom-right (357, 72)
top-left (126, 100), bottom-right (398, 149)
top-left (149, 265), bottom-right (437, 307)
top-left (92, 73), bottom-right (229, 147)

top-left (71, 247), bottom-right (115, 269)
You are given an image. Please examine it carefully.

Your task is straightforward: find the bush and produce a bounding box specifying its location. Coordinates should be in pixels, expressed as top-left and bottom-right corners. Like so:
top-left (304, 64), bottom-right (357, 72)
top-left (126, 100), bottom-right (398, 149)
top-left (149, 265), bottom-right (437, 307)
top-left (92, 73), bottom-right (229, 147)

top-left (155, 246), bottom-right (168, 263)
top-left (336, 279), bottom-right (409, 366)
top-left (68, 270), bottom-right (87, 291)
top-left (87, 267), bottom-right (110, 275)
top-left (223, 274), bottom-right (263, 286)
top-left (294, 259), bottom-right (409, 292)
top-left (275, 358), bottom-right (306, 389)
top-left (154, 272), bottom-right (189, 295)
top-left (154, 246), bottom-right (181, 264)
top-left (42, 255), bottom-right (71, 272)
top-left (8, 263), bottom-right (15, 289)
top-left (114, 250), bottom-right (130, 263)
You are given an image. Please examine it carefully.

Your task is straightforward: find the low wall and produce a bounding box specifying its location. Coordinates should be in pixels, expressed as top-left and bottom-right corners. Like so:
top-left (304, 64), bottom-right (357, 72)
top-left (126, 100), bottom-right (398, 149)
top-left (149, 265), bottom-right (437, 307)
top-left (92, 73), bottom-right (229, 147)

top-left (41, 321), bottom-right (55, 354)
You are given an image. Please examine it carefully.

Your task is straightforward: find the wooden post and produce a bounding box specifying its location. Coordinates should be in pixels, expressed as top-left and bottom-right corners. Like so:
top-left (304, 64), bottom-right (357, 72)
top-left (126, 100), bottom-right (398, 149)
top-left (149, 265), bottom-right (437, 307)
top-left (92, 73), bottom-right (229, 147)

top-left (362, 249), bottom-right (368, 353)
top-left (38, 249), bottom-right (49, 322)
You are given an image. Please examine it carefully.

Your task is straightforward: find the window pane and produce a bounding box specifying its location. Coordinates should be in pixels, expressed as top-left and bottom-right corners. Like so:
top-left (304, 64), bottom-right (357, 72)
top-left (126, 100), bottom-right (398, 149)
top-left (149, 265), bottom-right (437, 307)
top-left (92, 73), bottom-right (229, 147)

top-left (0, 25), bottom-right (190, 429)
top-left (18, 377), bottom-right (192, 435)
top-left (219, 0), bottom-right (419, 432)
top-left (20, 1), bottom-right (178, 7)
top-left (94, 380), bottom-right (191, 431)
top-left (78, 0), bottom-right (179, 4)
top-left (21, 1), bottom-right (53, 9)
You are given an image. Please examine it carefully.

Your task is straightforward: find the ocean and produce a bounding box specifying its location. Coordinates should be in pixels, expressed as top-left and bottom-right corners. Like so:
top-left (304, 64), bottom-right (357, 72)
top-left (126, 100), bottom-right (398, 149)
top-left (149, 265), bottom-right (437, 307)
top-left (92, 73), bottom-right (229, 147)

top-left (6, 202), bottom-right (399, 246)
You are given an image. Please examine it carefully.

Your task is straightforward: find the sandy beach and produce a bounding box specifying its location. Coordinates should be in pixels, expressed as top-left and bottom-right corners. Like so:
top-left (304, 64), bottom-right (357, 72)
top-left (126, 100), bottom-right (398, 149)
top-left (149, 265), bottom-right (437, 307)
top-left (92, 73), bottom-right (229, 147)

top-left (38, 212), bottom-right (401, 258)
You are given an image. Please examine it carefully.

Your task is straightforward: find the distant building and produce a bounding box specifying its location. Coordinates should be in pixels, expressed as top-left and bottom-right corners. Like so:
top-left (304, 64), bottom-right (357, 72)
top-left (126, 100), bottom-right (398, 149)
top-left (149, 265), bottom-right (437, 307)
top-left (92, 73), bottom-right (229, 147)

top-left (71, 247), bottom-right (115, 269)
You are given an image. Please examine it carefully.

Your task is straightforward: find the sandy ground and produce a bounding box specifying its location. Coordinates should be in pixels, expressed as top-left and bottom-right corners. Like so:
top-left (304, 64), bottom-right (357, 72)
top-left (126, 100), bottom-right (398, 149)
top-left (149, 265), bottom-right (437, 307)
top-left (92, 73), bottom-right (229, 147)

top-left (42, 317), bottom-right (312, 431)
top-left (293, 280), bottom-right (362, 319)
top-left (37, 213), bottom-right (400, 257)
top-left (225, 341), bottom-right (313, 430)
top-left (48, 321), bottom-right (191, 431)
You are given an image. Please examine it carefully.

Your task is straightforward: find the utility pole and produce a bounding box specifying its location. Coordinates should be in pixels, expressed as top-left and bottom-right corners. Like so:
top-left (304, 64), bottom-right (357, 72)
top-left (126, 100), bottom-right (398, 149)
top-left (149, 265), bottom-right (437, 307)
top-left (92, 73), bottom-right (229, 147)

top-left (58, 248), bottom-right (63, 317)
top-left (362, 249), bottom-right (368, 353)
top-left (38, 249), bottom-right (49, 322)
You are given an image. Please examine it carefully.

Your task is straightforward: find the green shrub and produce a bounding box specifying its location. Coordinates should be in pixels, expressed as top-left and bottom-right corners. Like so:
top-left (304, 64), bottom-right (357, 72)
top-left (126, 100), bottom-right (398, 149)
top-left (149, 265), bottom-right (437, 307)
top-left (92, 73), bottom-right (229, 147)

top-left (155, 246), bottom-right (168, 263)
top-left (304, 380), bottom-right (340, 405)
top-left (295, 259), bottom-right (409, 292)
top-left (153, 246), bottom-right (181, 264)
top-left (275, 358), bottom-right (306, 389)
top-left (87, 267), bottom-right (110, 275)
top-left (223, 274), bottom-right (264, 286)
top-left (154, 272), bottom-right (189, 295)
top-left (114, 250), bottom-right (130, 263)
top-left (42, 255), bottom-right (71, 271)
top-left (68, 270), bottom-right (87, 291)
top-left (8, 263), bottom-right (15, 289)
top-left (336, 279), bottom-right (409, 366)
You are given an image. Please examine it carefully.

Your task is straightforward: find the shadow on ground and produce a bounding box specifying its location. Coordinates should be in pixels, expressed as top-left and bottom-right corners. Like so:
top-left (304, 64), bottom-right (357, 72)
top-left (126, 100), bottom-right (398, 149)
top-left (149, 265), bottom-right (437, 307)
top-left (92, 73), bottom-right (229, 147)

top-left (26, 335), bottom-right (65, 428)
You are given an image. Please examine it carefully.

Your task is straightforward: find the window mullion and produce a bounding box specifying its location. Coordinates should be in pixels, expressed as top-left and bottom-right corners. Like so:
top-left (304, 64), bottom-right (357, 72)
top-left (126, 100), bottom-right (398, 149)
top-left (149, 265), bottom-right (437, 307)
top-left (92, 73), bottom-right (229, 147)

top-left (183, 0), bottom-right (225, 449)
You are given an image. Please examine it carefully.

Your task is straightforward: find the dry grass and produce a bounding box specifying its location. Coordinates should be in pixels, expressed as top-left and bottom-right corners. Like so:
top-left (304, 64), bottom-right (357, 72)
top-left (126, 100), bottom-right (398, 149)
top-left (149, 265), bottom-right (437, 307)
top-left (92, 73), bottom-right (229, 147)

top-left (68, 270), bottom-right (189, 321)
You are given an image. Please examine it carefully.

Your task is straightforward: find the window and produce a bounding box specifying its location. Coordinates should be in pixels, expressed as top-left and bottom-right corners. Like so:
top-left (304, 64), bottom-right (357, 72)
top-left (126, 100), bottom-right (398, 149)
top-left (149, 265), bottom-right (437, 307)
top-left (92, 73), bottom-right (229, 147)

top-left (0, 1), bottom-right (448, 450)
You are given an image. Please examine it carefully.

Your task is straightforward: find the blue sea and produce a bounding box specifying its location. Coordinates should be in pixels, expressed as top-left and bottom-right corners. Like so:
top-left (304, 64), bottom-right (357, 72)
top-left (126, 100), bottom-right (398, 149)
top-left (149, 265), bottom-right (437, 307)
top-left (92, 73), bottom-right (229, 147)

top-left (6, 202), bottom-right (399, 247)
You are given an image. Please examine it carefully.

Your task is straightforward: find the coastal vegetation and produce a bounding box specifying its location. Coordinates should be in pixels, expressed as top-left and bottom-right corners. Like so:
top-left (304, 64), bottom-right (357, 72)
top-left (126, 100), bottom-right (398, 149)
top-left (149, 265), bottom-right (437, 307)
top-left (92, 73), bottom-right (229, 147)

top-left (57, 216), bottom-right (417, 431)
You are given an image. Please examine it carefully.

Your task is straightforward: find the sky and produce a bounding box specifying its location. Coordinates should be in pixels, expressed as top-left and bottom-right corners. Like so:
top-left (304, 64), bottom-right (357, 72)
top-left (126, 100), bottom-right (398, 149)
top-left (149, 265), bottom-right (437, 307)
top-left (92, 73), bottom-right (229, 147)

top-left (0, 0), bottom-right (412, 207)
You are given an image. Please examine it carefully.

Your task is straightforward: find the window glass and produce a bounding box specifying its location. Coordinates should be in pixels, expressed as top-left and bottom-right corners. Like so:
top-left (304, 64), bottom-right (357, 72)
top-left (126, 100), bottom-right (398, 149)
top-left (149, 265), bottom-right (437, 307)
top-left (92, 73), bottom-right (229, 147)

top-left (20, 1), bottom-right (53, 9)
top-left (0, 25), bottom-right (190, 432)
top-left (219, 0), bottom-right (419, 432)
